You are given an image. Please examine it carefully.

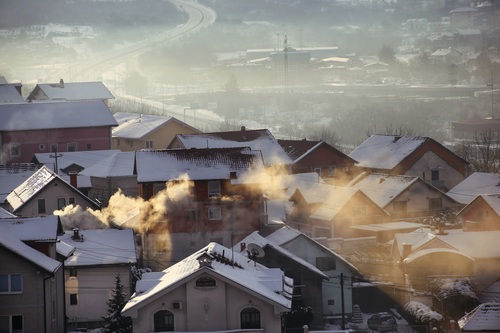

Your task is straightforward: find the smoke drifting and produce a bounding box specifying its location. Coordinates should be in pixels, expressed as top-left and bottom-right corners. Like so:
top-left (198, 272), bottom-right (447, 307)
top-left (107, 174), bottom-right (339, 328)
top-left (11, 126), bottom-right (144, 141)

top-left (54, 174), bottom-right (194, 233)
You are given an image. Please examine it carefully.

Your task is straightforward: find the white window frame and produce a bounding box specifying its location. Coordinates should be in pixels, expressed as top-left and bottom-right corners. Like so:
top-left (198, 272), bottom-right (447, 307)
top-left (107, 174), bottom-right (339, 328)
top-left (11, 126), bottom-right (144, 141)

top-left (0, 274), bottom-right (22, 294)
top-left (146, 140), bottom-right (154, 149)
top-left (9, 143), bottom-right (20, 157)
top-left (208, 206), bottom-right (222, 220)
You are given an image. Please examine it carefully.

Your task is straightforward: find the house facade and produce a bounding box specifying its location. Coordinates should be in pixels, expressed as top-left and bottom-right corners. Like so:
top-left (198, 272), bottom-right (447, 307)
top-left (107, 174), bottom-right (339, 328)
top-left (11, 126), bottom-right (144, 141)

top-left (278, 139), bottom-right (357, 185)
top-left (134, 148), bottom-right (269, 269)
top-left (348, 134), bottom-right (468, 191)
top-left (457, 194), bottom-right (500, 231)
top-left (0, 101), bottom-right (118, 164)
top-left (112, 112), bottom-right (201, 151)
top-left (122, 242), bottom-right (293, 333)
top-left (58, 228), bottom-right (137, 329)
top-left (6, 166), bottom-right (99, 217)
top-left (0, 216), bottom-right (66, 333)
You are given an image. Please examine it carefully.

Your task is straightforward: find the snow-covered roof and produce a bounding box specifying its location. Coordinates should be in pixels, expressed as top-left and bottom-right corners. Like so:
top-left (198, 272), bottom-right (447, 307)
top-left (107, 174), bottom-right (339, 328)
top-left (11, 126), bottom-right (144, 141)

top-left (134, 148), bottom-right (265, 183)
top-left (0, 216), bottom-right (62, 273)
top-left (123, 242), bottom-right (293, 314)
top-left (0, 207), bottom-right (15, 218)
top-left (481, 281), bottom-right (500, 303)
top-left (32, 149), bottom-right (122, 174)
top-left (447, 172), bottom-right (500, 205)
top-left (0, 164), bottom-right (39, 202)
top-left (290, 183), bottom-right (360, 220)
top-left (348, 135), bottom-right (427, 170)
top-left (6, 166), bottom-right (96, 212)
top-left (0, 85), bottom-right (24, 103)
top-left (347, 173), bottom-right (420, 208)
top-left (404, 247), bottom-right (474, 264)
top-left (236, 231), bottom-right (328, 279)
top-left (172, 129), bottom-right (292, 166)
top-left (112, 112), bottom-right (197, 139)
top-left (396, 229), bottom-right (500, 260)
top-left (27, 81), bottom-right (114, 101)
top-left (0, 100), bottom-right (118, 131)
top-left (351, 221), bottom-right (427, 233)
top-left (80, 151), bottom-right (135, 178)
top-left (58, 228), bottom-right (137, 267)
top-left (458, 303), bottom-right (500, 331)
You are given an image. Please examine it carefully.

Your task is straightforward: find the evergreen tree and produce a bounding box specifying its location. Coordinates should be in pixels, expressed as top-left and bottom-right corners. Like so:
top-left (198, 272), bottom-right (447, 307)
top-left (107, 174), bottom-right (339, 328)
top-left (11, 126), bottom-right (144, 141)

top-left (102, 275), bottom-right (133, 333)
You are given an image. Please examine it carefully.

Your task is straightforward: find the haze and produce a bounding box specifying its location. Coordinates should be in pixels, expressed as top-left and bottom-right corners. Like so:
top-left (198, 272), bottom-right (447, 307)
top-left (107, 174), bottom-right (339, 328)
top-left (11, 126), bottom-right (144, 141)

top-left (0, 0), bottom-right (498, 149)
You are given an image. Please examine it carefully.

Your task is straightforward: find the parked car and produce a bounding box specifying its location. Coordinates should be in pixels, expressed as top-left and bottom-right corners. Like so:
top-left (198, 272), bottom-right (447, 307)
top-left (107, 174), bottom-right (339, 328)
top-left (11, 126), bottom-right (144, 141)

top-left (367, 312), bottom-right (397, 332)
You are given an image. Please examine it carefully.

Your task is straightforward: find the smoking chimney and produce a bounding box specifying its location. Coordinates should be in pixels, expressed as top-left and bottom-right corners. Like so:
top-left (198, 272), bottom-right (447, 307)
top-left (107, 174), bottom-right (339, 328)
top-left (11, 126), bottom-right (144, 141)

top-left (72, 228), bottom-right (81, 241)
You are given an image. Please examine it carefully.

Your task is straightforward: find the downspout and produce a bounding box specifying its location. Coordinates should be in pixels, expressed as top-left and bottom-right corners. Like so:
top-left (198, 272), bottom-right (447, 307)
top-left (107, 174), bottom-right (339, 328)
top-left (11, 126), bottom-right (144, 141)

top-left (43, 273), bottom-right (55, 333)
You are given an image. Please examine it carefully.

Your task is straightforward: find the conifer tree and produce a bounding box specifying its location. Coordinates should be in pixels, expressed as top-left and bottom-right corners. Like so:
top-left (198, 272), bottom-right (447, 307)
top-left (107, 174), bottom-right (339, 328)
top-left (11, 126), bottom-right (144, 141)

top-left (102, 275), bottom-right (133, 333)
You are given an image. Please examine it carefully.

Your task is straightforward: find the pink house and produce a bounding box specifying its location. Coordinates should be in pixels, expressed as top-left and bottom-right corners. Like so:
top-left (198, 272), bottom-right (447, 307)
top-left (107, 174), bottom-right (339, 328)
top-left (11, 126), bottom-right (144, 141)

top-left (0, 100), bottom-right (118, 165)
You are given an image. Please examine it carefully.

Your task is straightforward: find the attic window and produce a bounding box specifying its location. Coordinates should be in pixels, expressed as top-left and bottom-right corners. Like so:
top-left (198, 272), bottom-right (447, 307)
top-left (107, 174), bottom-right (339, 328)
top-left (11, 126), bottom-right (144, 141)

top-left (196, 277), bottom-right (216, 287)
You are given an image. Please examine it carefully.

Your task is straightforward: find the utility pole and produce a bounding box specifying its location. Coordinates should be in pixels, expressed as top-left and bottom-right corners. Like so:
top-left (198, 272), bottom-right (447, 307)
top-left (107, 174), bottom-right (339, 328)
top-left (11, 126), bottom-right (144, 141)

top-left (340, 273), bottom-right (346, 330)
top-left (49, 148), bottom-right (63, 175)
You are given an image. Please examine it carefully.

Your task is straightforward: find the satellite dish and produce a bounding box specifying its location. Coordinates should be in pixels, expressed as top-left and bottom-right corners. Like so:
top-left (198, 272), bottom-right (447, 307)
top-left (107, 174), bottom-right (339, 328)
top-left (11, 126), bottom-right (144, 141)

top-left (247, 243), bottom-right (265, 259)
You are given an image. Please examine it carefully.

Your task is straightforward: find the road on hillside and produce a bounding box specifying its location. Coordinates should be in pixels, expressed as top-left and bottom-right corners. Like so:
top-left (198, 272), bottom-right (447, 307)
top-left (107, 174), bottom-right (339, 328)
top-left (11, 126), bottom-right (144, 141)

top-left (45, 0), bottom-right (217, 83)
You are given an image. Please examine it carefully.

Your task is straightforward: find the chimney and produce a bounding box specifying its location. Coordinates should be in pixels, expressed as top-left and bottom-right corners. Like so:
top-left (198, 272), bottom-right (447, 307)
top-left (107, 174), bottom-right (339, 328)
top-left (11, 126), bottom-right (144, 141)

top-left (69, 172), bottom-right (77, 188)
top-left (72, 228), bottom-right (80, 241)
top-left (240, 242), bottom-right (246, 252)
top-left (241, 126), bottom-right (246, 131)
top-left (402, 243), bottom-right (412, 259)
top-left (59, 79), bottom-right (64, 88)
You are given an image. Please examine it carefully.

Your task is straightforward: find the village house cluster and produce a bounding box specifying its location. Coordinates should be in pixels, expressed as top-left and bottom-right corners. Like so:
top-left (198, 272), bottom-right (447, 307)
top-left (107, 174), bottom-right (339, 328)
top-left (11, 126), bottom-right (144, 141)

top-left (0, 76), bottom-right (499, 333)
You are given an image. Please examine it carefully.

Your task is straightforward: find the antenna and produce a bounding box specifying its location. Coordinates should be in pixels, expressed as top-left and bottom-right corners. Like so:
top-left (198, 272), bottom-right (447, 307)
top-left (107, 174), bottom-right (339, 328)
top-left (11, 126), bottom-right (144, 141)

top-left (246, 243), bottom-right (265, 266)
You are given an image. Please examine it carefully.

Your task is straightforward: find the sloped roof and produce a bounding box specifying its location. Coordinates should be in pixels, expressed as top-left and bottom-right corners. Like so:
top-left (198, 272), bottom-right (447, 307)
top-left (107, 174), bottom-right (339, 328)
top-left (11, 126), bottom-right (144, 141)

top-left (32, 149), bottom-right (122, 174)
top-left (0, 100), bottom-right (118, 131)
top-left (458, 303), bottom-right (500, 331)
top-left (0, 164), bottom-right (39, 202)
top-left (58, 228), bottom-right (137, 267)
top-left (6, 166), bottom-right (97, 212)
top-left (348, 134), bottom-right (427, 170)
top-left (458, 194), bottom-right (500, 218)
top-left (0, 207), bottom-right (15, 218)
top-left (122, 242), bottom-right (293, 314)
top-left (134, 148), bottom-right (265, 183)
top-left (0, 85), bottom-right (24, 103)
top-left (80, 151), bottom-right (135, 178)
top-left (236, 231), bottom-right (328, 279)
top-left (27, 81), bottom-right (114, 101)
top-left (347, 172), bottom-right (420, 208)
top-left (112, 112), bottom-right (198, 139)
top-left (171, 129), bottom-right (292, 166)
top-left (0, 216), bottom-right (62, 273)
top-left (481, 281), bottom-right (500, 303)
top-left (277, 139), bottom-right (355, 164)
top-left (447, 172), bottom-right (500, 205)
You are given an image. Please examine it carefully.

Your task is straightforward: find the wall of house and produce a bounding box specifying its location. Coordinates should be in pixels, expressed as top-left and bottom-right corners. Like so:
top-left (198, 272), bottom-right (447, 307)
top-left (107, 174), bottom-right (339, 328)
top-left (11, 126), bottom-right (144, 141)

top-left (0, 246), bottom-right (65, 333)
top-left (65, 265), bottom-right (132, 325)
top-left (13, 178), bottom-right (95, 217)
top-left (2, 126), bottom-right (113, 164)
top-left (280, 236), bottom-right (355, 319)
top-left (88, 176), bottom-right (138, 206)
top-left (461, 199), bottom-right (500, 231)
top-left (404, 150), bottom-right (466, 191)
top-left (128, 272), bottom-right (284, 333)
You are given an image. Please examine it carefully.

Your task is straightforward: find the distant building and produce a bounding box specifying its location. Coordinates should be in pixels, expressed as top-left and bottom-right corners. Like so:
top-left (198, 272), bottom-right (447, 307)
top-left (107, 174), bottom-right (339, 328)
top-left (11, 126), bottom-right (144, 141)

top-left (27, 80), bottom-right (114, 105)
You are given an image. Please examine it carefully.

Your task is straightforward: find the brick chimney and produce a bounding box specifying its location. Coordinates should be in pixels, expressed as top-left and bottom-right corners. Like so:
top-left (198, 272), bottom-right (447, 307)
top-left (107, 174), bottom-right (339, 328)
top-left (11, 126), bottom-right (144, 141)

top-left (69, 172), bottom-right (77, 188)
top-left (72, 228), bottom-right (80, 241)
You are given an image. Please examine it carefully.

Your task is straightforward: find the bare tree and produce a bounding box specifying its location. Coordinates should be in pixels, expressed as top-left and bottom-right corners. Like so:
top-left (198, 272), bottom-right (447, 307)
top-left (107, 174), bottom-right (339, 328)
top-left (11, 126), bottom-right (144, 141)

top-left (454, 129), bottom-right (500, 173)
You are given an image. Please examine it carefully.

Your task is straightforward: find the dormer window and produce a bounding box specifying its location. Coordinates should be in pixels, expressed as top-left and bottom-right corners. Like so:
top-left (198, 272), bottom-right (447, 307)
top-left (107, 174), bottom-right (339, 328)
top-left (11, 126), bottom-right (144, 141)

top-left (197, 252), bottom-right (213, 268)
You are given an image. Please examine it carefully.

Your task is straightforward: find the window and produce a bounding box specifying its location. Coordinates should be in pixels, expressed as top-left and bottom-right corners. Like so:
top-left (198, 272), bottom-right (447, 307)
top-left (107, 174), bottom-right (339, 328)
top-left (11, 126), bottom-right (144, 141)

top-left (86, 144), bottom-right (91, 150)
top-left (0, 315), bottom-right (23, 333)
top-left (67, 142), bottom-right (77, 152)
top-left (429, 198), bottom-right (443, 210)
top-left (316, 257), bottom-right (336, 271)
top-left (208, 181), bottom-right (221, 198)
top-left (353, 206), bottom-right (366, 216)
top-left (50, 143), bottom-right (58, 153)
top-left (154, 310), bottom-right (174, 332)
top-left (10, 144), bottom-right (20, 157)
top-left (0, 274), bottom-right (22, 293)
top-left (57, 198), bottom-right (66, 210)
top-left (146, 140), bottom-right (154, 148)
top-left (39, 144), bottom-right (46, 151)
top-left (208, 206), bottom-right (221, 220)
top-left (69, 197), bottom-right (75, 205)
top-left (69, 269), bottom-right (77, 277)
top-left (38, 199), bottom-right (46, 214)
top-left (240, 307), bottom-right (260, 329)
top-left (196, 277), bottom-right (216, 287)
top-left (70, 294), bottom-right (78, 305)
top-left (431, 170), bottom-right (440, 181)
top-left (393, 200), bottom-right (407, 212)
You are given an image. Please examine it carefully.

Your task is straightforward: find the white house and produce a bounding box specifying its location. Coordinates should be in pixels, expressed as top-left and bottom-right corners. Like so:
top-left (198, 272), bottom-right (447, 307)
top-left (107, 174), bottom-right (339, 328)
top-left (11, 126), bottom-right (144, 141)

top-left (58, 228), bottom-right (137, 329)
top-left (122, 242), bottom-right (293, 333)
